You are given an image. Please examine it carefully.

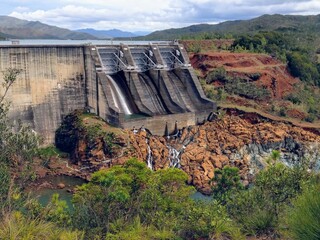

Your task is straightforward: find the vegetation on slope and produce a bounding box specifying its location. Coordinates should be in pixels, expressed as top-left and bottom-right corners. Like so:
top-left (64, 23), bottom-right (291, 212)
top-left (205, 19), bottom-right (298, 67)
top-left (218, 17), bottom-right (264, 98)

top-left (0, 16), bottom-right (96, 40)
top-left (187, 29), bottom-right (320, 124)
top-left (143, 14), bottom-right (320, 48)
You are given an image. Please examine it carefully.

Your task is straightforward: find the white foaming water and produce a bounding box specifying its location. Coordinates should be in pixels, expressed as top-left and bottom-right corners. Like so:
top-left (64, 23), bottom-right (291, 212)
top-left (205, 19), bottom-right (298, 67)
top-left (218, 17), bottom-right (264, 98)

top-left (167, 145), bottom-right (185, 168)
top-left (107, 75), bottom-right (132, 115)
top-left (146, 139), bottom-right (153, 170)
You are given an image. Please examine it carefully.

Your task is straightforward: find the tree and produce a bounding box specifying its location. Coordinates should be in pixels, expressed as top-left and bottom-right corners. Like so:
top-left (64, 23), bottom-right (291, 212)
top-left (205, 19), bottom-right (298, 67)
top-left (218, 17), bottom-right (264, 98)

top-left (0, 68), bottom-right (39, 214)
top-left (227, 152), bottom-right (309, 236)
top-left (211, 166), bottom-right (243, 204)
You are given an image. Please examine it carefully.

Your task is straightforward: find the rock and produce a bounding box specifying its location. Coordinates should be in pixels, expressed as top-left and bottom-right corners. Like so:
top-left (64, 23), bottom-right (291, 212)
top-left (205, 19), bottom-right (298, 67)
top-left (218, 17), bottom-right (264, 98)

top-left (38, 181), bottom-right (53, 189)
top-left (57, 183), bottom-right (66, 189)
top-left (65, 112), bottom-right (320, 195)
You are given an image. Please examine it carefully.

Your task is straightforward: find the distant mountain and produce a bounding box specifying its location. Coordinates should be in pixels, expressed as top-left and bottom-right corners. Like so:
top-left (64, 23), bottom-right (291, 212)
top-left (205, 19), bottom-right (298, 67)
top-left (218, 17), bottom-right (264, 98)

top-left (0, 16), bottom-right (96, 40)
top-left (76, 28), bottom-right (150, 38)
top-left (132, 31), bottom-right (151, 36)
top-left (143, 14), bottom-right (320, 41)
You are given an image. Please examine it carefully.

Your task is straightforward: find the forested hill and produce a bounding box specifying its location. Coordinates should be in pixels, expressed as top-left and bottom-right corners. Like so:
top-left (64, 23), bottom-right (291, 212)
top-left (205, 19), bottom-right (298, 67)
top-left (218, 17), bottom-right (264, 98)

top-left (0, 16), bottom-right (96, 40)
top-left (143, 14), bottom-right (320, 42)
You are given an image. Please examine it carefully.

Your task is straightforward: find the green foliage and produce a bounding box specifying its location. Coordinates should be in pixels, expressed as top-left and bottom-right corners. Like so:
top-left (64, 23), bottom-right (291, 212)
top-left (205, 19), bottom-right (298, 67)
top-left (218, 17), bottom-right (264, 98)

top-left (206, 67), bottom-right (227, 84)
top-left (224, 77), bottom-right (270, 100)
top-left (187, 42), bottom-right (202, 53)
top-left (0, 211), bottom-right (84, 240)
top-left (182, 201), bottom-right (244, 240)
top-left (228, 159), bottom-right (309, 235)
top-left (46, 194), bottom-right (71, 226)
top-left (211, 166), bottom-right (243, 204)
top-left (38, 145), bottom-right (65, 159)
top-left (106, 216), bottom-right (175, 240)
top-left (227, 189), bottom-right (277, 235)
top-left (255, 162), bottom-right (307, 214)
top-left (285, 184), bottom-right (320, 240)
top-left (231, 32), bottom-right (291, 58)
top-left (0, 68), bottom-right (39, 213)
top-left (71, 158), bottom-right (244, 239)
top-left (232, 32), bottom-right (320, 87)
top-left (287, 51), bottom-right (320, 85)
top-left (284, 84), bottom-right (320, 122)
top-left (0, 67), bottom-right (23, 104)
top-left (279, 108), bottom-right (286, 117)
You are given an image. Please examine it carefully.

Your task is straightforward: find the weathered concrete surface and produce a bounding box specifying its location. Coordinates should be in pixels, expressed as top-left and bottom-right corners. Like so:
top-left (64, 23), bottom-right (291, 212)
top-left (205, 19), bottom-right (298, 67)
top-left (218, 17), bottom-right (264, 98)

top-left (0, 43), bottom-right (215, 145)
top-left (0, 46), bottom-right (86, 144)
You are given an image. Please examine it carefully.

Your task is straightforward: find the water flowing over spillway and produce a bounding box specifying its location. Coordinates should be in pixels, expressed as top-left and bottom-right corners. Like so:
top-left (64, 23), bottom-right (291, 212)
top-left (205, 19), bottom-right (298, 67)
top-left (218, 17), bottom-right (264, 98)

top-left (107, 75), bottom-right (132, 115)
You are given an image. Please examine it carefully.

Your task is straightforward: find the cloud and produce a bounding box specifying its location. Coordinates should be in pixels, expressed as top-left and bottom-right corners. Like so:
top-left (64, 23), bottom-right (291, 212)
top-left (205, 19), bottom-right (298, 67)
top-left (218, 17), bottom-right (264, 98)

top-left (8, 0), bottom-right (320, 31)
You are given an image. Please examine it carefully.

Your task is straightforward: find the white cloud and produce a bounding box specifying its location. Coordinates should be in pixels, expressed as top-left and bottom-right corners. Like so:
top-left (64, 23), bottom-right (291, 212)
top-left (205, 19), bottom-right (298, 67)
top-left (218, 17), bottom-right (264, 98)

top-left (7, 0), bottom-right (320, 31)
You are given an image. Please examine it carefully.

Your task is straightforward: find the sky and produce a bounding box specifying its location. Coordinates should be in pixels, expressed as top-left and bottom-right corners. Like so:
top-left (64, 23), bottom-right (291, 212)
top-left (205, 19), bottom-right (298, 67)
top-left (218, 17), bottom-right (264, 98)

top-left (2, 0), bottom-right (320, 32)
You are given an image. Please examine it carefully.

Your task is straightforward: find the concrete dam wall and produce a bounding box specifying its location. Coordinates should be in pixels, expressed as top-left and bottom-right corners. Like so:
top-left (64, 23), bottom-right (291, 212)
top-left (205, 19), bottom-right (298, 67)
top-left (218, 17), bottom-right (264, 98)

top-left (0, 43), bottom-right (216, 144)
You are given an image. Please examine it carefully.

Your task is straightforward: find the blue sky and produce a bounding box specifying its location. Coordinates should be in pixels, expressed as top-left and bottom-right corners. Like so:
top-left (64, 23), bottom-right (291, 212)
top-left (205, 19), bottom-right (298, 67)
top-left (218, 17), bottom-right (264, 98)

top-left (2, 0), bottom-right (320, 31)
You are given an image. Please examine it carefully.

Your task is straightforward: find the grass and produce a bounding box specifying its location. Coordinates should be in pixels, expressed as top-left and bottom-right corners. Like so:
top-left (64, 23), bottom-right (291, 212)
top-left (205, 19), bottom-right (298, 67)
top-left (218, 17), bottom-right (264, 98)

top-left (218, 102), bottom-right (320, 129)
top-left (38, 145), bottom-right (66, 159)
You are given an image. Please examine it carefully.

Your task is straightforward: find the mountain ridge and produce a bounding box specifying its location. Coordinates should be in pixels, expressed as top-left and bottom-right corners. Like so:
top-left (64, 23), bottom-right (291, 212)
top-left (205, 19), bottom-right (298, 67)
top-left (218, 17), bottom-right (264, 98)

top-left (76, 28), bottom-right (150, 38)
top-left (142, 14), bottom-right (320, 40)
top-left (0, 15), bottom-right (96, 40)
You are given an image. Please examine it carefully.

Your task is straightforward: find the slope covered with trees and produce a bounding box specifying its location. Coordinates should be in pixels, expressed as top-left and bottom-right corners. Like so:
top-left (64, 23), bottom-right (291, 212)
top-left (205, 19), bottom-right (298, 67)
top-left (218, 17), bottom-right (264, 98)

top-left (0, 16), bottom-right (96, 40)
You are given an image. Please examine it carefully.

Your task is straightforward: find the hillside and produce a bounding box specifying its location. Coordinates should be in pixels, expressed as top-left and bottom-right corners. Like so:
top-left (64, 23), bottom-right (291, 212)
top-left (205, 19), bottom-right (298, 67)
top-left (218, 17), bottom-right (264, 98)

top-left (0, 16), bottom-right (96, 40)
top-left (76, 28), bottom-right (149, 38)
top-left (180, 39), bottom-right (320, 124)
top-left (143, 14), bottom-right (320, 47)
top-left (190, 51), bottom-right (298, 99)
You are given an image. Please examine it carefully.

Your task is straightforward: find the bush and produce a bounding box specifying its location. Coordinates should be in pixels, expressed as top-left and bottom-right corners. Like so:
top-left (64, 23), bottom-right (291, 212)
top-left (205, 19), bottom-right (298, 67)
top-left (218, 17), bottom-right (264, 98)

top-left (227, 161), bottom-right (308, 236)
top-left (304, 114), bottom-right (316, 123)
top-left (224, 78), bottom-right (270, 100)
top-left (206, 67), bottom-right (227, 84)
top-left (279, 108), bottom-right (287, 117)
top-left (285, 184), bottom-right (320, 240)
top-left (285, 93), bottom-right (302, 104)
top-left (227, 189), bottom-right (277, 235)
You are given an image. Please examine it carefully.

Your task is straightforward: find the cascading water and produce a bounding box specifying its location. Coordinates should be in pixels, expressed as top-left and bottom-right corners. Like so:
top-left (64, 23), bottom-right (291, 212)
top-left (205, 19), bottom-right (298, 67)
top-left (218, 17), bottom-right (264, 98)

top-left (146, 139), bottom-right (153, 170)
top-left (167, 145), bottom-right (186, 168)
top-left (107, 75), bottom-right (132, 115)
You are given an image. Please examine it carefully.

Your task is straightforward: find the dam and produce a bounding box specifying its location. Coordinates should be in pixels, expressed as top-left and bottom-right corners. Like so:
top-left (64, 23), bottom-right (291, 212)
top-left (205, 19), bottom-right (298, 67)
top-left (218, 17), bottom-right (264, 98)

top-left (0, 42), bottom-right (216, 144)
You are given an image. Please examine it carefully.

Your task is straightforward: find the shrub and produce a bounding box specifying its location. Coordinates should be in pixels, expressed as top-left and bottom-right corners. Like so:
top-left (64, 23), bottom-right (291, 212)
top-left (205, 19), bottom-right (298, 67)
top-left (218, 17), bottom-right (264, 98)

top-left (285, 184), bottom-right (320, 240)
top-left (206, 67), bottom-right (227, 84)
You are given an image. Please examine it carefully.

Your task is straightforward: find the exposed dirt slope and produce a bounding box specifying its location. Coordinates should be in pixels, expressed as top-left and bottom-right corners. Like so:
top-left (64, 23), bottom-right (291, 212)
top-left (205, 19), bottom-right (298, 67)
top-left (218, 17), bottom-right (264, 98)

top-left (190, 52), bottom-right (299, 99)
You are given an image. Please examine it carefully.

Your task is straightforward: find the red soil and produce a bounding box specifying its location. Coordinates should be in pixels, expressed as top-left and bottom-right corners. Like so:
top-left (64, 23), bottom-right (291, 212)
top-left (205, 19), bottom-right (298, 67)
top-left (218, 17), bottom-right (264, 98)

top-left (190, 51), bottom-right (299, 99)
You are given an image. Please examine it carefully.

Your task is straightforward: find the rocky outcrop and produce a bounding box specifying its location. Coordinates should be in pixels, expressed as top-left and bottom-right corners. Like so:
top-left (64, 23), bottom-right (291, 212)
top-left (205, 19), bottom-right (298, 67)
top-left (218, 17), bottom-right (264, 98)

top-left (56, 112), bottom-right (320, 194)
top-left (128, 115), bottom-right (320, 194)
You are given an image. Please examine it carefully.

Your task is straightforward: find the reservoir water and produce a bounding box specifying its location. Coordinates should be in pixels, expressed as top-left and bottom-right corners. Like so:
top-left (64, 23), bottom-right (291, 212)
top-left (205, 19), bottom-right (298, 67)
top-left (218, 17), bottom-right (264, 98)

top-left (0, 39), bottom-right (171, 46)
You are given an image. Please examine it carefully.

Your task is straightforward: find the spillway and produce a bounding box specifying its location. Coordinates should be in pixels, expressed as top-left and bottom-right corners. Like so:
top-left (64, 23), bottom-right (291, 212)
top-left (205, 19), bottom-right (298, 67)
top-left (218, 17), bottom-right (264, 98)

top-left (0, 41), bottom-right (216, 143)
top-left (107, 75), bottom-right (132, 115)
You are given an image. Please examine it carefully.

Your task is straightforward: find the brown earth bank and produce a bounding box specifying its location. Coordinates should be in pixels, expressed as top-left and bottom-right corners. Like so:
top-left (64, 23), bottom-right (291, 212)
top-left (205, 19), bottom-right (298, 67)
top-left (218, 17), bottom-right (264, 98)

top-left (190, 51), bottom-right (299, 99)
top-left (48, 112), bottom-right (320, 195)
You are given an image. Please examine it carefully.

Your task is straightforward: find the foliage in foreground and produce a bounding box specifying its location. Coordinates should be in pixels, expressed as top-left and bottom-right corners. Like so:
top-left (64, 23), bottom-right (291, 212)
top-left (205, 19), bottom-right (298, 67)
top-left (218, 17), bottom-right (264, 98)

top-left (284, 183), bottom-right (320, 240)
top-left (71, 159), bottom-right (243, 239)
top-left (226, 161), bottom-right (310, 236)
top-left (0, 211), bottom-right (83, 240)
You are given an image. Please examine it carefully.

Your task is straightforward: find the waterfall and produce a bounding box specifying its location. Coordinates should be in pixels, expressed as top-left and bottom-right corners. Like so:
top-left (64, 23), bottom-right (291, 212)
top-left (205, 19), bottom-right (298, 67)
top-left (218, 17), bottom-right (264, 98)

top-left (167, 145), bottom-right (185, 168)
top-left (146, 139), bottom-right (153, 170)
top-left (107, 75), bottom-right (132, 115)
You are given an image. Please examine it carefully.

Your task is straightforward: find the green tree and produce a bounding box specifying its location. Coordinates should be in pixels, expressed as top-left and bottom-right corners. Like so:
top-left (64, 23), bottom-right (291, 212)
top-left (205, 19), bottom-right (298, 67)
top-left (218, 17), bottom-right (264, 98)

top-left (211, 166), bottom-right (243, 204)
top-left (0, 68), bottom-right (39, 214)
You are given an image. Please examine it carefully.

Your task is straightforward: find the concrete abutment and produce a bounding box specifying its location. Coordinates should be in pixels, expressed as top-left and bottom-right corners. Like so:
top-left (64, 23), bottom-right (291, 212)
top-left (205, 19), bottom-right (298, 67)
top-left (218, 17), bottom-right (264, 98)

top-left (0, 43), bottom-right (216, 144)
